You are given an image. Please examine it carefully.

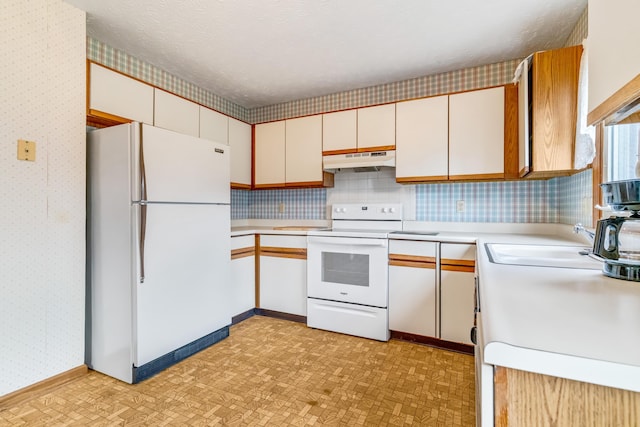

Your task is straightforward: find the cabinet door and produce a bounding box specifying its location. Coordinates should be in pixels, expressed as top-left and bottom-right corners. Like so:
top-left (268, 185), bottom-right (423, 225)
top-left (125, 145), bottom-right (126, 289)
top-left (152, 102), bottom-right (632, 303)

top-left (389, 265), bottom-right (437, 336)
top-left (323, 109), bottom-right (357, 153)
top-left (231, 235), bottom-right (255, 317)
top-left (259, 235), bottom-right (307, 316)
top-left (396, 96), bottom-right (449, 182)
top-left (449, 86), bottom-right (504, 179)
top-left (199, 106), bottom-right (228, 144)
top-left (389, 240), bottom-right (437, 336)
top-left (440, 243), bottom-right (476, 344)
top-left (89, 63), bottom-right (154, 124)
top-left (588, 0), bottom-right (640, 115)
top-left (530, 46), bottom-right (582, 175)
top-left (285, 115), bottom-right (323, 184)
top-left (254, 121), bottom-right (286, 187)
top-left (228, 118), bottom-right (252, 188)
top-left (357, 104), bottom-right (396, 150)
top-left (154, 89), bottom-right (200, 137)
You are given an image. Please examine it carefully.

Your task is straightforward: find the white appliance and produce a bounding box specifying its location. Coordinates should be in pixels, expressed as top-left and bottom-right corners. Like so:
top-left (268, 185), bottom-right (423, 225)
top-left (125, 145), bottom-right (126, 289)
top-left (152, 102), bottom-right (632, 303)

top-left (306, 203), bottom-right (403, 341)
top-left (323, 150), bottom-right (395, 171)
top-left (87, 123), bottom-right (231, 384)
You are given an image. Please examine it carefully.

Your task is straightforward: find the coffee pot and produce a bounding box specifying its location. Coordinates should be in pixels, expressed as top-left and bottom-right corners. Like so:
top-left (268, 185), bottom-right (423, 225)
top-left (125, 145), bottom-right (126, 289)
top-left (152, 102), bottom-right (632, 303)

top-left (592, 179), bottom-right (640, 281)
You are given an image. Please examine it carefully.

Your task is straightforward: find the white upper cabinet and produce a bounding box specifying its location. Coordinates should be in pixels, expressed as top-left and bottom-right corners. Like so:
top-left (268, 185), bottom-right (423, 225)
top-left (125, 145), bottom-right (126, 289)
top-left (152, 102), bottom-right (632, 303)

top-left (448, 86), bottom-right (504, 179)
top-left (322, 109), bottom-right (357, 153)
top-left (153, 88), bottom-right (200, 137)
top-left (286, 115), bottom-right (323, 184)
top-left (357, 104), bottom-right (396, 149)
top-left (89, 63), bottom-right (154, 124)
top-left (199, 106), bottom-right (228, 144)
top-left (588, 0), bottom-right (640, 117)
top-left (228, 118), bottom-right (252, 188)
top-left (254, 121), bottom-right (286, 187)
top-left (395, 95), bottom-right (449, 182)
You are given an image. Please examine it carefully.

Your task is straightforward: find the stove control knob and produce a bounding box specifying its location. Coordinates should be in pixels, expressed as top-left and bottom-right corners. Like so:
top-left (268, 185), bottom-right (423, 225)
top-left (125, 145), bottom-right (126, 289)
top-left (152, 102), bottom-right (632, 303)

top-left (382, 207), bottom-right (389, 213)
top-left (389, 207), bottom-right (396, 213)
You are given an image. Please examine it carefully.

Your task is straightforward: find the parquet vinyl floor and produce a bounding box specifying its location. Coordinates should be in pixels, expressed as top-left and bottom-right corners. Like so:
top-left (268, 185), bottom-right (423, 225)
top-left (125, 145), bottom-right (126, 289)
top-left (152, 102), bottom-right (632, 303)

top-left (0, 316), bottom-right (475, 426)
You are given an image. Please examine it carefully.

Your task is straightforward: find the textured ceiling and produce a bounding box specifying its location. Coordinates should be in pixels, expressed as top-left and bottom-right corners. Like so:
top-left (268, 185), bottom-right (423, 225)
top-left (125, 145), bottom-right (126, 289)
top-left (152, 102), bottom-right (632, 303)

top-left (65, 0), bottom-right (587, 109)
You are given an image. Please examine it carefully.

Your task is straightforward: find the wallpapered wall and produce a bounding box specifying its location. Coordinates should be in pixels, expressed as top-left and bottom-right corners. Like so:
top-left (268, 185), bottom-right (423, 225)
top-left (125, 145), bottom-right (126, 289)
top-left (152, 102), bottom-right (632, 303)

top-left (90, 6), bottom-right (591, 225)
top-left (1, 0), bottom-right (86, 396)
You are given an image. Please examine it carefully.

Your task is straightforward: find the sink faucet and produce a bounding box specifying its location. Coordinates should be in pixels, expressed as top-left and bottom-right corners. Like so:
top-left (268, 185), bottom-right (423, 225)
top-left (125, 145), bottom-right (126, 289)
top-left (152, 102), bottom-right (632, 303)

top-left (573, 223), bottom-right (595, 243)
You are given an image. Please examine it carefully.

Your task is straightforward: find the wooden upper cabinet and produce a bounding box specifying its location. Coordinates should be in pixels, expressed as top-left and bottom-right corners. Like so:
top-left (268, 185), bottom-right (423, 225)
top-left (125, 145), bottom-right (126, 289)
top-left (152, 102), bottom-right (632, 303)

top-left (199, 106), bottom-right (228, 144)
top-left (285, 115), bottom-right (323, 185)
top-left (153, 89), bottom-right (200, 137)
top-left (228, 118), bottom-right (252, 189)
top-left (357, 104), bottom-right (396, 150)
top-left (395, 95), bottom-right (449, 182)
top-left (254, 121), bottom-right (286, 187)
top-left (88, 63), bottom-right (154, 125)
top-left (523, 45), bottom-right (583, 178)
top-left (322, 109), bottom-right (357, 154)
top-left (449, 86), bottom-right (505, 180)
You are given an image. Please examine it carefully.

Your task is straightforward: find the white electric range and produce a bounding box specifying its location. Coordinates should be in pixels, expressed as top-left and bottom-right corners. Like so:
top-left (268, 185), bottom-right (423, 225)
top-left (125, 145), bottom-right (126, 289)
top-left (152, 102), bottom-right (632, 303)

top-left (306, 203), bottom-right (403, 341)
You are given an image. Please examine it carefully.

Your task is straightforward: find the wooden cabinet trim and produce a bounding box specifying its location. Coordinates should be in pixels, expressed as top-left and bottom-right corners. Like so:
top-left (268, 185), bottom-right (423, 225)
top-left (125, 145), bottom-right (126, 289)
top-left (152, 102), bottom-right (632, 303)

top-left (231, 246), bottom-right (255, 260)
top-left (231, 182), bottom-right (252, 190)
top-left (503, 83), bottom-right (519, 180)
top-left (87, 109), bottom-right (132, 128)
top-left (441, 258), bottom-right (475, 273)
top-left (389, 253), bottom-right (436, 264)
top-left (448, 173), bottom-right (505, 181)
top-left (588, 73), bottom-right (640, 126)
top-left (389, 259), bottom-right (436, 269)
top-left (323, 148), bottom-right (357, 156)
top-left (441, 258), bottom-right (475, 267)
top-left (441, 264), bottom-right (475, 273)
top-left (396, 175), bottom-right (449, 184)
top-left (260, 246), bottom-right (307, 260)
top-left (356, 145), bottom-right (396, 153)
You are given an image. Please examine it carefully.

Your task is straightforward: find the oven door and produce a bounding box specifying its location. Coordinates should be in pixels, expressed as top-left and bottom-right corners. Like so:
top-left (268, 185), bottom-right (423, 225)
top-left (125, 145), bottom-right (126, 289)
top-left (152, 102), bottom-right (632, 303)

top-left (307, 235), bottom-right (388, 307)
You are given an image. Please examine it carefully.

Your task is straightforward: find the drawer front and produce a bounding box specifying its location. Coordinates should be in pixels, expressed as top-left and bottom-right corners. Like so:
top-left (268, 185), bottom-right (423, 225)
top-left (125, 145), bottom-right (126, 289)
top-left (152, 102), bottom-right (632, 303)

top-left (389, 240), bottom-right (437, 258)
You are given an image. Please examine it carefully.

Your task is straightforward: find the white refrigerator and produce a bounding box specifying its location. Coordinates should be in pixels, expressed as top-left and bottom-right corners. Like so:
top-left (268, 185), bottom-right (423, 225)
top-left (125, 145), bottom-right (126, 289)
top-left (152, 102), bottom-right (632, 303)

top-left (87, 123), bottom-right (231, 383)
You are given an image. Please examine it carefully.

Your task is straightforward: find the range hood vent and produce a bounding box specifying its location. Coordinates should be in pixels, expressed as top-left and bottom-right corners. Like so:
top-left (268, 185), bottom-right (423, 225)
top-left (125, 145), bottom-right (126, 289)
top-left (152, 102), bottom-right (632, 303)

top-left (323, 150), bottom-right (395, 172)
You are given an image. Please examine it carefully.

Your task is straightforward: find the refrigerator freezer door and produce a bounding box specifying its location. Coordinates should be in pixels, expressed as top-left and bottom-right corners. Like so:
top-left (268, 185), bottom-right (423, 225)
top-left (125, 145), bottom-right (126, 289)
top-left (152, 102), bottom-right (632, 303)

top-left (134, 203), bottom-right (230, 367)
top-left (139, 124), bottom-right (230, 204)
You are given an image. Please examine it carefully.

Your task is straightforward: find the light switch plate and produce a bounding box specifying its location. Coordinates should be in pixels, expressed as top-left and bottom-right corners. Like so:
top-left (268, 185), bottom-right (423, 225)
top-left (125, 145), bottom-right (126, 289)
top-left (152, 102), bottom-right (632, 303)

top-left (17, 139), bottom-right (36, 161)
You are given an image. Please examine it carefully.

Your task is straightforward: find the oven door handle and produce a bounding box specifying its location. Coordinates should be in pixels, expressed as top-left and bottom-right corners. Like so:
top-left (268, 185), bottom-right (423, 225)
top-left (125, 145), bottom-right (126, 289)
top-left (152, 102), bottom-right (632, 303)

top-left (307, 236), bottom-right (388, 247)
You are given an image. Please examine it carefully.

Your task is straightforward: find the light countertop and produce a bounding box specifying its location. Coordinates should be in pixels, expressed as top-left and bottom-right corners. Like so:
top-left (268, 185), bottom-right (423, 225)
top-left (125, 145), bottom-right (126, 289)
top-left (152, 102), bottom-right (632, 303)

top-left (477, 234), bottom-right (640, 393)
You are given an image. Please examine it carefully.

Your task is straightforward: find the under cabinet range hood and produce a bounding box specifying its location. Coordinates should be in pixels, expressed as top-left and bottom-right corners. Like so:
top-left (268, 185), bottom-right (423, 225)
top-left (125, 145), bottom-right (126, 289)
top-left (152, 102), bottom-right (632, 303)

top-left (323, 150), bottom-right (395, 172)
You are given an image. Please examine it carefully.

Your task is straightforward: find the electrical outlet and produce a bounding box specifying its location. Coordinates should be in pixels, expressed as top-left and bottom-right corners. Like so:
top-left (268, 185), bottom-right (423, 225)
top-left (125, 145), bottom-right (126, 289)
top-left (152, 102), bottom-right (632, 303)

top-left (278, 202), bottom-right (285, 213)
top-left (17, 139), bottom-right (36, 161)
top-left (456, 200), bottom-right (465, 213)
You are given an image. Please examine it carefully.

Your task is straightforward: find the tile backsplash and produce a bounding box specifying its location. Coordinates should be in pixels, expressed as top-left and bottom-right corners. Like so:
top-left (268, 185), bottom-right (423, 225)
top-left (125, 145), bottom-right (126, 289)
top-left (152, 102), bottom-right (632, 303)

top-left (232, 169), bottom-right (593, 226)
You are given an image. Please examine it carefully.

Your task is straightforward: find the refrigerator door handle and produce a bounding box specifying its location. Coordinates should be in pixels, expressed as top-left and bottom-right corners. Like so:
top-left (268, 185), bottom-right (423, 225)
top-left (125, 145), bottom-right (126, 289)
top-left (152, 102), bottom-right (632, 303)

top-left (139, 202), bottom-right (147, 283)
top-left (139, 125), bottom-right (148, 284)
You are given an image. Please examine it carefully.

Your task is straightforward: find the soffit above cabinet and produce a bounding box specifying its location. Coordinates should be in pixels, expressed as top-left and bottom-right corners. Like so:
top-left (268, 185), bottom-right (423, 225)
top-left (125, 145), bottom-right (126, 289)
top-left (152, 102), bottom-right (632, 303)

top-left (67, 0), bottom-right (586, 108)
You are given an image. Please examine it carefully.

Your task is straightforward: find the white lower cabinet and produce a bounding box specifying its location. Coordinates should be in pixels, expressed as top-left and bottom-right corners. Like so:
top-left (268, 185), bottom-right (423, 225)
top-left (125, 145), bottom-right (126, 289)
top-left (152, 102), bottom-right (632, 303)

top-left (389, 239), bottom-right (475, 345)
top-left (440, 243), bottom-right (476, 344)
top-left (230, 235), bottom-right (256, 318)
top-left (389, 240), bottom-right (437, 336)
top-left (259, 235), bottom-right (307, 316)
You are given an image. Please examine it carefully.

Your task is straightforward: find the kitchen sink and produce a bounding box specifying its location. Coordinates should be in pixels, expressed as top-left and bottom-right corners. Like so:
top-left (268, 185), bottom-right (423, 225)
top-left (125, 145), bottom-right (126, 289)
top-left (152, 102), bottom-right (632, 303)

top-left (485, 243), bottom-right (603, 270)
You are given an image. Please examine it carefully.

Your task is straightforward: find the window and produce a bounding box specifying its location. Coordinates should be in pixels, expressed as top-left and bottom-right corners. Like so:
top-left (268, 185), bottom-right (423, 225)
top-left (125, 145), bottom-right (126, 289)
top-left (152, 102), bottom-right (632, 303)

top-left (604, 122), bottom-right (640, 182)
